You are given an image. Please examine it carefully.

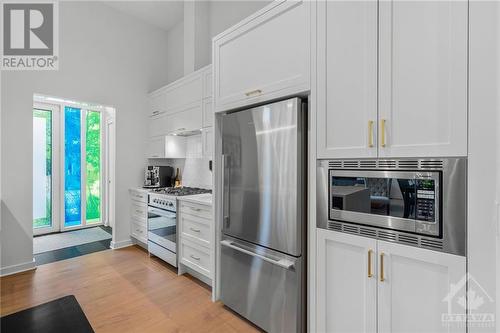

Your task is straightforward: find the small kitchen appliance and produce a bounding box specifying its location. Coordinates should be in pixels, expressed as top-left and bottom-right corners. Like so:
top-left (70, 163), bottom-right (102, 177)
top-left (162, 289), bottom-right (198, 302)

top-left (143, 166), bottom-right (173, 188)
top-left (317, 158), bottom-right (467, 256)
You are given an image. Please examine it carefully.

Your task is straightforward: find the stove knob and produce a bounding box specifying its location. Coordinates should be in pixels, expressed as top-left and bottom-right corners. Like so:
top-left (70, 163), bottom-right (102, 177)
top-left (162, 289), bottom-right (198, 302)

top-left (169, 202), bottom-right (173, 207)
top-left (153, 199), bottom-right (158, 203)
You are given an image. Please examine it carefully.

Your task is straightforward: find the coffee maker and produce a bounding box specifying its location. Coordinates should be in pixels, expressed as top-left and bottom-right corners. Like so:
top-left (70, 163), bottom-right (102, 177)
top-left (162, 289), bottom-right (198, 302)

top-left (143, 166), bottom-right (173, 188)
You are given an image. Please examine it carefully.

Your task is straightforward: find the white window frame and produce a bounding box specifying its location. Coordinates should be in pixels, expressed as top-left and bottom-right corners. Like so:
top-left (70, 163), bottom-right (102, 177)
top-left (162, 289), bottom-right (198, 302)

top-left (33, 102), bottom-right (61, 236)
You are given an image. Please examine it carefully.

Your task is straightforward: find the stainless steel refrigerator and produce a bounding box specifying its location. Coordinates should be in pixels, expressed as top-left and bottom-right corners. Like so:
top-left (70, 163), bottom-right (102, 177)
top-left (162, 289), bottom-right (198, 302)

top-left (220, 97), bottom-right (306, 333)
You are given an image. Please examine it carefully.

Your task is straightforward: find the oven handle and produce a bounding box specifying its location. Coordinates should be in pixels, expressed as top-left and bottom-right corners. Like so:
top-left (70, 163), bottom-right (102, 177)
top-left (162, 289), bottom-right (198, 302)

top-left (148, 207), bottom-right (176, 218)
top-left (220, 239), bottom-right (295, 270)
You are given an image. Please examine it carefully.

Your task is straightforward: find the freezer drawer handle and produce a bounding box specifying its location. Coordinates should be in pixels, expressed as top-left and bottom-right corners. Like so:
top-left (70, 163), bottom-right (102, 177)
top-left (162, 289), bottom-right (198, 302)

top-left (220, 240), bottom-right (295, 270)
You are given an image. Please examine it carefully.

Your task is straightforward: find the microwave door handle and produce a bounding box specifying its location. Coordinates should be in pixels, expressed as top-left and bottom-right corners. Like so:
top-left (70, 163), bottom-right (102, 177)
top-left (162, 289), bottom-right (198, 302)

top-left (220, 240), bottom-right (295, 270)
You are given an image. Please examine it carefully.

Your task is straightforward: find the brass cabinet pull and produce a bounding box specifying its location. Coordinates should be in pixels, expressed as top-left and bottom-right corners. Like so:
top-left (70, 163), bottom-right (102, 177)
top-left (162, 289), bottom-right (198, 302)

top-left (380, 252), bottom-right (385, 282)
top-left (367, 249), bottom-right (374, 278)
top-left (190, 254), bottom-right (200, 261)
top-left (380, 119), bottom-right (387, 147)
top-left (245, 89), bottom-right (262, 97)
top-left (189, 227), bottom-right (201, 233)
top-left (368, 121), bottom-right (374, 148)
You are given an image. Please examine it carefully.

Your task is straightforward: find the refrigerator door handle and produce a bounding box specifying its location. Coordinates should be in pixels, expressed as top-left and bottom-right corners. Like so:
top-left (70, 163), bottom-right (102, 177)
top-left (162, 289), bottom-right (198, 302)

top-left (220, 240), bottom-right (296, 270)
top-left (222, 154), bottom-right (230, 228)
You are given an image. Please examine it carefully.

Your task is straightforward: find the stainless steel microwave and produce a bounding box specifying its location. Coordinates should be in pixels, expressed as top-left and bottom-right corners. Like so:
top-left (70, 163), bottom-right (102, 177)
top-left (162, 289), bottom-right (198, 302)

top-left (317, 158), bottom-right (467, 256)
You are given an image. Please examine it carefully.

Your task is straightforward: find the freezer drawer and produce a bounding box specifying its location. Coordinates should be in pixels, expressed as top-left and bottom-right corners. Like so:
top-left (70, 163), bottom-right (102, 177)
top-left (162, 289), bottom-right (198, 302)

top-left (220, 237), bottom-right (304, 333)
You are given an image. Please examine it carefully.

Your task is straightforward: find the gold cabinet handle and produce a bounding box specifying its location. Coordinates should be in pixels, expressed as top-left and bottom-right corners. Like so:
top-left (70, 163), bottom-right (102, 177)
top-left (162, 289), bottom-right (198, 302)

top-left (380, 119), bottom-right (387, 147)
top-left (367, 249), bottom-right (374, 278)
top-left (380, 252), bottom-right (385, 282)
top-left (368, 121), bottom-right (374, 148)
top-left (245, 89), bottom-right (262, 97)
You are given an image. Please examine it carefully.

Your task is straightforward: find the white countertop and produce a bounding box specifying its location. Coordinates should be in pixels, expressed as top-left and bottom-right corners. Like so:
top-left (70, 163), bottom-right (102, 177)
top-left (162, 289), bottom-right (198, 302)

top-left (177, 193), bottom-right (212, 206)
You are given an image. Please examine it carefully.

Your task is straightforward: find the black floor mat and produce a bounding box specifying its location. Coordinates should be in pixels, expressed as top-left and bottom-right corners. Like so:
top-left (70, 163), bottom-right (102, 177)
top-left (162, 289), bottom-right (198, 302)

top-left (0, 295), bottom-right (94, 333)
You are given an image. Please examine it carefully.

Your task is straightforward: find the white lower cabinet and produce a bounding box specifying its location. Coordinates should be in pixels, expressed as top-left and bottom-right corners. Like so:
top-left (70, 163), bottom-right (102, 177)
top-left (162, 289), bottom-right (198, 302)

top-left (317, 230), bottom-right (377, 333)
top-left (129, 189), bottom-right (148, 246)
top-left (178, 200), bottom-right (213, 285)
top-left (317, 229), bottom-right (466, 333)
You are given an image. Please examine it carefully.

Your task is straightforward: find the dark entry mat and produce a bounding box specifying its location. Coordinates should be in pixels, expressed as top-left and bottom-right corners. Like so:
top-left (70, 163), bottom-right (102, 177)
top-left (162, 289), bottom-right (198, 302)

top-left (0, 295), bottom-right (94, 333)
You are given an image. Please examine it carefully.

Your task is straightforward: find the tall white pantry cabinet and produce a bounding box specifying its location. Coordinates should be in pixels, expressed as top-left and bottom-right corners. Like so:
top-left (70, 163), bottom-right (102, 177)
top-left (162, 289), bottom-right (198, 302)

top-left (314, 1), bottom-right (469, 332)
top-left (316, 0), bottom-right (468, 159)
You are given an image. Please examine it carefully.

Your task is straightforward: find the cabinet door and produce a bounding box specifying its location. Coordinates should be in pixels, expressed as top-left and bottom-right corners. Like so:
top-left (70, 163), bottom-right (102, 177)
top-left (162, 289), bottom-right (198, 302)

top-left (213, 0), bottom-right (310, 112)
top-left (163, 73), bottom-right (203, 115)
top-left (317, 0), bottom-right (378, 159)
top-left (167, 104), bottom-right (202, 133)
top-left (149, 91), bottom-right (167, 117)
top-left (317, 229), bottom-right (377, 333)
top-left (378, 1), bottom-right (468, 158)
top-left (147, 136), bottom-right (165, 158)
top-left (202, 67), bottom-right (212, 99)
top-left (202, 127), bottom-right (213, 159)
top-left (202, 98), bottom-right (213, 128)
top-left (377, 241), bottom-right (466, 333)
top-left (149, 113), bottom-right (169, 138)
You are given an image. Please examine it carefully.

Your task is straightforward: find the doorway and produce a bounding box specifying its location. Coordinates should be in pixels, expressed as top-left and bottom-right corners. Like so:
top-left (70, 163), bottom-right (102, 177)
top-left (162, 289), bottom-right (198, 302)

top-left (33, 95), bottom-right (116, 264)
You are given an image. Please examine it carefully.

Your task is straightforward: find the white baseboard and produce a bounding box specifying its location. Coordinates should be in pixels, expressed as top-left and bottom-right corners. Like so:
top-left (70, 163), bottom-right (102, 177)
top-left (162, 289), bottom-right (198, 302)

top-left (0, 258), bottom-right (36, 277)
top-left (109, 238), bottom-right (133, 250)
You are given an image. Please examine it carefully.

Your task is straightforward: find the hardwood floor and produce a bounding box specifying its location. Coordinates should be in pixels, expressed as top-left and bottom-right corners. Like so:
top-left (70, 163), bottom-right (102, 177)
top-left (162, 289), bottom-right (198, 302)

top-left (0, 246), bottom-right (261, 333)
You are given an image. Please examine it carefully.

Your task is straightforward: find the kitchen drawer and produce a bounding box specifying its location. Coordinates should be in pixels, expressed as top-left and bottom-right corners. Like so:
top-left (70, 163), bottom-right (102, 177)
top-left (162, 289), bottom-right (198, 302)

top-left (180, 239), bottom-right (210, 277)
top-left (131, 222), bottom-right (147, 243)
top-left (130, 201), bottom-right (147, 220)
top-left (130, 215), bottom-right (147, 227)
top-left (179, 201), bottom-right (212, 220)
top-left (129, 189), bottom-right (148, 203)
top-left (181, 214), bottom-right (210, 247)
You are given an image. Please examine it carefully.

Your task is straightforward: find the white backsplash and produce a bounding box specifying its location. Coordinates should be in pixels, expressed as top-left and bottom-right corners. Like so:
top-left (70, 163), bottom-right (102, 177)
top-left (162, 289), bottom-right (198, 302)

top-left (149, 134), bottom-right (212, 189)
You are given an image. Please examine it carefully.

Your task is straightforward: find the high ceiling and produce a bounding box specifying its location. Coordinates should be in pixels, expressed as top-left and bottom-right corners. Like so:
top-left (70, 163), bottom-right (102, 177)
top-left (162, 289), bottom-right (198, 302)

top-left (103, 1), bottom-right (184, 31)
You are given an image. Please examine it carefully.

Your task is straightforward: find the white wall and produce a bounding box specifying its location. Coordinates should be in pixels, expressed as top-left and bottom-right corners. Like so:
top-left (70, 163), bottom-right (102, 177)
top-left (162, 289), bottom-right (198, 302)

top-left (166, 21), bottom-right (185, 84)
top-left (161, 1), bottom-right (270, 86)
top-left (0, 2), bottom-right (170, 274)
top-left (208, 1), bottom-right (271, 39)
top-left (469, 1), bottom-right (499, 331)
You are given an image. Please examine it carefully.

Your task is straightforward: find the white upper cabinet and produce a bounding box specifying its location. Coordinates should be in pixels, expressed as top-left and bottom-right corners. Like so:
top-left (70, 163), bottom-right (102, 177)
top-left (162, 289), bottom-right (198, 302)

top-left (377, 241), bottom-right (466, 333)
top-left (213, 0), bottom-right (311, 112)
top-left (149, 91), bottom-right (167, 117)
top-left (202, 97), bottom-right (213, 128)
top-left (317, 0), bottom-right (468, 159)
top-left (378, 1), bottom-right (468, 158)
top-left (316, 229), bottom-right (377, 333)
top-left (317, 1), bottom-right (378, 159)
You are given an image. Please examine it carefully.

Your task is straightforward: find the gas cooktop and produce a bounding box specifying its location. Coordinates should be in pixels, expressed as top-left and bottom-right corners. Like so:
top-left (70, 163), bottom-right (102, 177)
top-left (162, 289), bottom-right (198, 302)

top-left (150, 187), bottom-right (212, 196)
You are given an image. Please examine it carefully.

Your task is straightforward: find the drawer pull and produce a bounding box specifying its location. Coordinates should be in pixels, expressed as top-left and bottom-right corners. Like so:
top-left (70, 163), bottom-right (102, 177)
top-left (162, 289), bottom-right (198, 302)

top-left (190, 207), bottom-right (202, 212)
top-left (190, 254), bottom-right (200, 261)
top-left (152, 110), bottom-right (160, 116)
top-left (189, 227), bottom-right (201, 233)
top-left (135, 210), bottom-right (142, 214)
top-left (245, 89), bottom-right (262, 97)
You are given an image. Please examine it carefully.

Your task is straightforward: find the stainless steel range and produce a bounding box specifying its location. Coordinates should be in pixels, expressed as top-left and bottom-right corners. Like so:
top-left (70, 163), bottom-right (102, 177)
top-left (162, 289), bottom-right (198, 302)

top-left (147, 187), bottom-right (212, 267)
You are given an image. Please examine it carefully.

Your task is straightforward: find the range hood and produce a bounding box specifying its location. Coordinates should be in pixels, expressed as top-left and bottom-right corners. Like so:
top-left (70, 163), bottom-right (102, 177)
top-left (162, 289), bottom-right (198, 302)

top-left (168, 128), bottom-right (202, 137)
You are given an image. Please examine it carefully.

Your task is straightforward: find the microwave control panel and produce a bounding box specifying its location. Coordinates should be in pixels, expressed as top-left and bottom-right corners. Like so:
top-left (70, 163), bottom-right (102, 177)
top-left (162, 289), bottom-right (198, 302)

top-left (416, 179), bottom-right (436, 223)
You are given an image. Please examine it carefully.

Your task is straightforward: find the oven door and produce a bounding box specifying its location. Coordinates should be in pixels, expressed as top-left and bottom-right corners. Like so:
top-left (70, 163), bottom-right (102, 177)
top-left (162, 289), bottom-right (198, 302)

top-left (147, 206), bottom-right (177, 253)
top-left (329, 169), bottom-right (440, 236)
